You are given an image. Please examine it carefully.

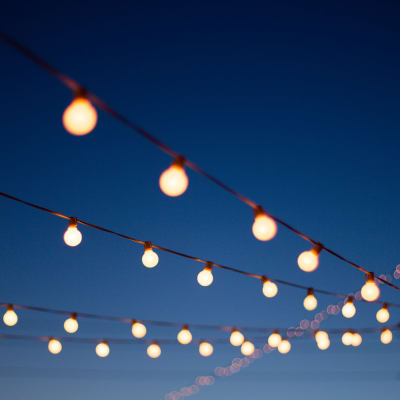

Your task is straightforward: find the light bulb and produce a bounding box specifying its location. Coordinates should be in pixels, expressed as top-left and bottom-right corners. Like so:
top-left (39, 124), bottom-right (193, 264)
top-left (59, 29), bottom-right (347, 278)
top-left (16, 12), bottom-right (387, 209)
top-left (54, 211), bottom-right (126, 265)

top-left (303, 288), bottom-right (318, 311)
top-left (278, 339), bottom-right (291, 354)
top-left (142, 242), bottom-right (159, 268)
top-left (376, 304), bottom-right (390, 323)
top-left (62, 95), bottom-right (97, 136)
top-left (3, 305), bottom-right (18, 327)
top-left (64, 314), bottom-right (79, 334)
top-left (96, 341), bottom-right (110, 358)
top-left (252, 207), bottom-right (277, 241)
top-left (131, 321), bottom-right (147, 338)
top-left (63, 218), bottom-right (82, 247)
top-left (262, 277), bottom-right (278, 298)
top-left (361, 273), bottom-right (380, 302)
top-left (177, 326), bottom-right (192, 345)
top-left (48, 338), bottom-right (62, 354)
top-left (147, 343), bottom-right (162, 358)
top-left (268, 331), bottom-right (282, 348)
top-left (297, 244), bottom-right (322, 272)
top-left (159, 157), bottom-right (189, 197)
top-left (380, 328), bottom-right (392, 344)
top-left (197, 264), bottom-right (214, 287)
top-left (317, 338), bottom-right (330, 350)
top-left (240, 340), bottom-right (255, 356)
top-left (351, 332), bottom-right (362, 347)
top-left (199, 341), bottom-right (214, 357)
top-left (342, 297), bottom-right (356, 319)
top-left (230, 329), bottom-right (245, 347)
top-left (342, 331), bottom-right (353, 346)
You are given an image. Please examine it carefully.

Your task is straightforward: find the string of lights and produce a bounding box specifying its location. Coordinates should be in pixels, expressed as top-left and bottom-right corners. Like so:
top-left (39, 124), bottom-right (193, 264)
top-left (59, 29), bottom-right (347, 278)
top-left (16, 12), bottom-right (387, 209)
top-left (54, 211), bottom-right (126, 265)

top-left (0, 32), bottom-right (397, 292)
top-left (1, 191), bottom-right (398, 308)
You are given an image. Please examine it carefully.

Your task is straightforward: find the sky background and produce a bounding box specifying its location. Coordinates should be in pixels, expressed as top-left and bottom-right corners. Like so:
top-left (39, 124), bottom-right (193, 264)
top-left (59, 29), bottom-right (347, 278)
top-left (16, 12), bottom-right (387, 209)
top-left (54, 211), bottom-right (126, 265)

top-left (1, 1), bottom-right (400, 399)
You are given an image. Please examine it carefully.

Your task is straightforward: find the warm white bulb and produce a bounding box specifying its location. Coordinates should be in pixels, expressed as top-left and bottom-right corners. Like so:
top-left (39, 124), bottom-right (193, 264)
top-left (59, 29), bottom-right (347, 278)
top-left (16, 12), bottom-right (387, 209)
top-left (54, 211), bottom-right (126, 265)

top-left (361, 276), bottom-right (380, 302)
top-left (278, 339), bottom-right (291, 354)
top-left (159, 164), bottom-right (189, 197)
top-left (48, 338), bottom-right (62, 354)
top-left (297, 250), bottom-right (319, 272)
top-left (147, 343), bottom-right (162, 358)
top-left (351, 333), bottom-right (362, 347)
top-left (317, 338), bottom-right (330, 350)
top-left (376, 306), bottom-right (390, 323)
top-left (342, 299), bottom-right (356, 319)
top-left (315, 330), bottom-right (329, 343)
top-left (230, 330), bottom-right (245, 347)
top-left (64, 316), bottom-right (79, 334)
top-left (142, 248), bottom-right (159, 268)
top-left (197, 267), bottom-right (214, 287)
top-left (241, 340), bottom-right (255, 356)
top-left (3, 307), bottom-right (18, 327)
top-left (199, 341), bottom-right (213, 357)
top-left (268, 332), bottom-right (282, 348)
top-left (380, 329), bottom-right (392, 344)
top-left (62, 97), bottom-right (98, 136)
top-left (262, 279), bottom-right (278, 298)
top-left (96, 342), bottom-right (110, 358)
top-left (303, 293), bottom-right (318, 311)
top-left (177, 328), bottom-right (192, 345)
top-left (252, 213), bottom-right (277, 241)
top-left (131, 322), bottom-right (147, 338)
top-left (342, 331), bottom-right (353, 346)
top-left (63, 225), bottom-right (82, 247)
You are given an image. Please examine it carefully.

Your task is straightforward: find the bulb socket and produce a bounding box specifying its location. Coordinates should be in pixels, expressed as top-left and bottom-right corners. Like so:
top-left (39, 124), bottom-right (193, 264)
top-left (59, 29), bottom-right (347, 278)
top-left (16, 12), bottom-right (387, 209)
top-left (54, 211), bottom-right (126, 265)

top-left (311, 243), bottom-right (323, 256)
top-left (172, 156), bottom-right (186, 167)
top-left (144, 241), bottom-right (152, 250)
top-left (73, 87), bottom-right (88, 99)
top-left (307, 288), bottom-right (314, 296)
top-left (6, 304), bottom-right (13, 311)
top-left (204, 262), bottom-right (213, 272)
top-left (383, 303), bottom-right (389, 310)
top-left (366, 272), bottom-right (375, 282)
top-left (345, 296), bottom-right (354, 304)
top-left (68, 217), bottom-right (78, 228)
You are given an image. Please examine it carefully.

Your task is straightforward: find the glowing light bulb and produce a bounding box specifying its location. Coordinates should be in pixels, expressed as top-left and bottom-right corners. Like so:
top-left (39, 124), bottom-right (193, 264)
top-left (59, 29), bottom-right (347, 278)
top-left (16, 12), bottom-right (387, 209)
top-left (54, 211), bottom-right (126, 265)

top-left (252, 207), bottom-right (277, 241)
top-left (177, 326), bottom-right (192, 345)
top-left (63, 218), bottom-right (82, 247)
top-left (262, 277), bottom-right (278, 298)
top-left (342, 331), bottom-right (353, 346)
top-left (96, 341), bottom-right (110, 358)
top-left (342, 297), bottom-right (356, 319)
top-left (351, 332), bottom-right (362, 347)
top-left (315, 330), bottom-right (330, 350)
top-left (159, 157), bottom-right (189, 197)
top-left (147, 343), bottom-right (162, 358)
top-left (142, 241), bottom-right (159, 268)
top-left (303, 288), bottom-right (318, 311)
top-left (48, 338), bottom-right (62, 354)
top-left (131, 321), bottom-right (147, 338)
top-left (278, 339), bottom-right (291, 354)
top-left (241, 340), bottom-right (255, 356)
top-left (3, 305), bottom-right (18, 327)
top-left (64, 314), bottom-right (79, 334)
top-left (197, 264), bottom-right (214, 287)
top-left (268, 331), bottom-right (282, 348)
top-left (199, 341), bottom-right (213, 357)
top-left (297, 244), bottom-right (322, 272)
top-left (62, 95), bottom-right (97, 136)
top-left (376, 304), bottom-right (390, 323)
top-left (230, 329), bottom-right (245, 347)
top-left (317, 338), bottom-right (330, 350)
top-left (380, 328), bottom-right (392, 344)
top-left (361, 273), bottom-right (380, 302)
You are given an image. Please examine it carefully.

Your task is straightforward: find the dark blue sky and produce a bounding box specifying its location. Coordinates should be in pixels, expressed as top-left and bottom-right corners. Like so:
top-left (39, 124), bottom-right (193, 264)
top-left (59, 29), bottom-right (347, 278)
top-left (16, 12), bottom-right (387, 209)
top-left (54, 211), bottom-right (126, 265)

top-left (1, 1), bottom-right (400, 399)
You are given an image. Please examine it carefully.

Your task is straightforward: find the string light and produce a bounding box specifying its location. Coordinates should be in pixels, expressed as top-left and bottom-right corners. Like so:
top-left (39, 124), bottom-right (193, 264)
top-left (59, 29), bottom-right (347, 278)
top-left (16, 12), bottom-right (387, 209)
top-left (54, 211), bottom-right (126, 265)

top-left (197, 263), bottom-right (214, 287)
top-left (341, 331), bottom-right (353, 346)
top-left (63, 217), bottom-right (82, 247)
top-left (380, 328), bottom-right (392, 344)
top-left (48, 338), bottom-right (62, 354)
top-left (142, 241), bottom-right (159, 268)
top-left (315, 330), bottom-right (330, 350)
top-left (262, 276), bottom-right (278, 298)
top-left (64, 313), bottom-right (79, 334)
top-left (297, 244), bottom-right (322, 272)
top-left (95, 341), bottom-right (110, 358)
top-left (177, 325), bottom-right (193, 345)
top-left (229, 329), bottom-right (245, 347)
top-left (240, 340), bottom-right (255, 356)
top-left (267, 331), bottom-right (282, 348)
top-left (351, 332), bottom-right (362, 347)
top-left (131, 321), bottom-right (147, 338)
top-left (376, 303), bottom-right (390, 323)
top-left (199, 341), bottom-right (214, 357)
top-left (342, 297), bottom-right (356, 319)
top-left (278, 339), bottom-right (291, 354)
top-left (303, 288), bottom-right (318, 311)
top-left (3, 305), bottom-right (18, 327)
top-left (361, 273), bottom-right (380, 302)
top-left (252, 206), bottom-right (277, 241)
top-left (62, 91), bottom-right (98, 136)
top-left (159, 156), bottom-right (189, 197)
top-left (147, 342), bottom-right (162, 358)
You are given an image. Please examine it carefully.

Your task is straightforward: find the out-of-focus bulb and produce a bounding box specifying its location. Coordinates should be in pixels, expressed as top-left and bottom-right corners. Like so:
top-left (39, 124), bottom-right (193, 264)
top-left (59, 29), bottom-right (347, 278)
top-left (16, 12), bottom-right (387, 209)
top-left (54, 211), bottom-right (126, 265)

top-left (317, 338), bottom-right (330, 350)
top-left (342, 297), bottom-right (356, 319)
top-left (230, 329), bottom-right (245, 347)
top-left (342, 331), bottom-right (353, 346)
top-left (252, 207), bottom-right (277, 241)
top-left (199, 341), bottom-right (214, 357)
top-left (351, 332), bottom-right (362, 347)
top-left (96, 341), bottom-right (110, 357)
top-left (63, 218), bottom-right (82, 247)
top-left (142, 242), bottom-right (159, 268)
top-left (3, 305), bottom-right (18, 327)
top-left (262, 277), bottom-right (278, 298)
top-left (48, 338), bottom-right (62, 354)
top-left (380, 328), bottom-right (392, 344)
top-left (131, 321), bottom-right (147, 338)
top-left (376, 304), bottom-right (390, 323)
top-left (361, 273), bottom-right (380, 302)
top-left (303, 288), bottom-right (318, 311)
top-left (64, 314), bottom-right (79, 334)
top-left (177, 326), bottom-right (192, 345)
top-left (278, 339), bottom-right (291, 354)
top-left (241, 340), bottom-right (255, 356)
top-left (159, 157), bottom-right (188, 197)
top-left (62, 95), bottom-right (97, 136)
top-left (297, 244), bottom-right (322, 272)
top-left (268, 331), bottom-right (282, 348)
top-left (197, 264), bottom-right (214, 287)
top-left (315, 330), bottom-right (330, 350)
top-left (147, 343), bottom-right (161, 358)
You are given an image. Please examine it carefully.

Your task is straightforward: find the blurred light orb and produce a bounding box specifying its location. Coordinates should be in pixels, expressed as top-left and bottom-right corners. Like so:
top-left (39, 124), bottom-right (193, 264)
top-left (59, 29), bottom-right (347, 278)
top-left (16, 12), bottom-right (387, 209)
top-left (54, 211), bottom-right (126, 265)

top-left (278, 339), bottom-right (291, 354)
top-left (252, 213), bottom-right (277, 241)
top-left (62, 97), bottom-right (98, 136)
top-left (268, 331), bottom-right (282, 348)
top-left (297, 250), bottom-right (319, 272)
top-left (303, 293), bottom-right (318, 311)
top-left (131, 322), bottom-right (147, 338)
top-left (96, 341), bottom-right (110, 358)
top-left (159, 164), bottom-right (188, 197)
top-left (142, 248), bottom-right (159, 268)
top-left (351, 333), bottom-right (362, 347)
top-left (376, 306), bottom-right (390, 323)
top-left (342, 331), bottom-right (353, 346)
top-left (230, 330), bottom-right (245, 347)
top-left (317, 338), bottom-right (330, 350)
top-left (177, 327), bottom-right (192, 345)
top-left (380, 328), bottom-right (392, 344)
top-left (3, 307), bottom-right (18, 327)
top-left (240, 340), bottom-right (255, 356)
top-left (197, 267), bottom-right (214, 287)
top-left (48, 338), bottom-right (62, 354)
top-left (199, 341), bottom-right (213, 357)
top-left (342, 299), bottom-right (356, 319)
top-left (262, 279), bottom-right (278, 298)
top-left (64, 316), bottom-right (79, 334)
top-left (147, 343), bottom-right (162, 358)
top-left (361, 276), bottom-right (380, 302)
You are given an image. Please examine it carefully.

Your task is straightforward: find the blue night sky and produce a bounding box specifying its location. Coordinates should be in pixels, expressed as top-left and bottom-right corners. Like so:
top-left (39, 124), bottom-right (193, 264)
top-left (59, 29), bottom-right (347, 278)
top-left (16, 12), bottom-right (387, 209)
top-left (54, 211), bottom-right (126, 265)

top-left (1, 1), bottom-right (400, 399)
